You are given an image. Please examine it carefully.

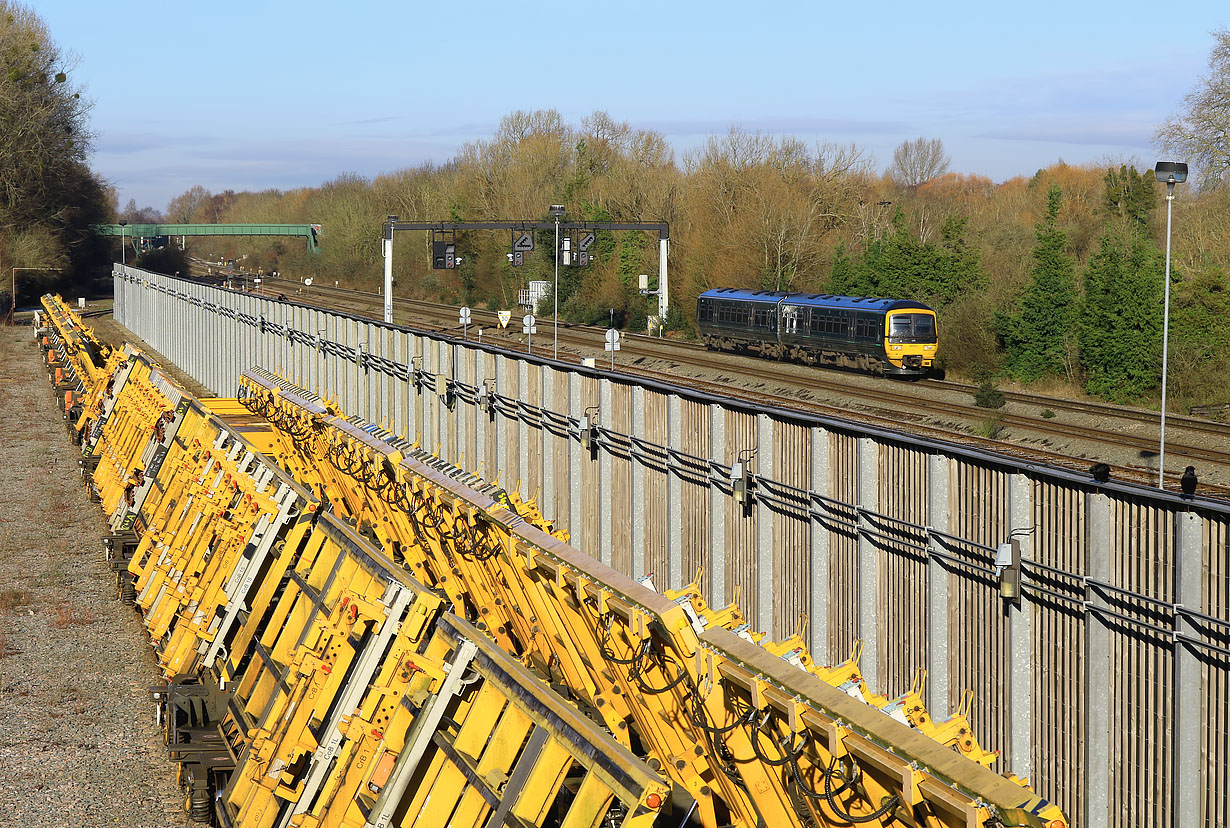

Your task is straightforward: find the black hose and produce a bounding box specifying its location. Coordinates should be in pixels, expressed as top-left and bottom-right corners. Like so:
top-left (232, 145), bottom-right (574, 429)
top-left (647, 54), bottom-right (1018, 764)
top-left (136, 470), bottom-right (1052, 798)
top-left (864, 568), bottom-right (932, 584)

top-left (821, 755), bottom-right (898, 823)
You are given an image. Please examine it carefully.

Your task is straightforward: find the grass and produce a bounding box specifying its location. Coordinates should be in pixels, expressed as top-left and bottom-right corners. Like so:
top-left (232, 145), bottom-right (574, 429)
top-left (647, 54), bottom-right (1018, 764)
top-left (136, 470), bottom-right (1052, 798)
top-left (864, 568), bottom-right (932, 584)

top-left (0, 588), bottom-right (32, 612)
top-left (49, 601), bottom-right (98, 629)
top-left (974, 416), bottom-right (1004, 440)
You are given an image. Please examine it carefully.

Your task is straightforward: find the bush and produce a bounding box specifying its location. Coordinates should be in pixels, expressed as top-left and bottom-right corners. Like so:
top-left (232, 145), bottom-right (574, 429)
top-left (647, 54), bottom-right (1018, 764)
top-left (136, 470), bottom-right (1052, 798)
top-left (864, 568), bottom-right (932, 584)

top-left (973, 380), bottom-right (1006, 409)
top-left (663, 303), bottom-right (692, 335)
top-left (974, 416), bottom-right (1004, 439)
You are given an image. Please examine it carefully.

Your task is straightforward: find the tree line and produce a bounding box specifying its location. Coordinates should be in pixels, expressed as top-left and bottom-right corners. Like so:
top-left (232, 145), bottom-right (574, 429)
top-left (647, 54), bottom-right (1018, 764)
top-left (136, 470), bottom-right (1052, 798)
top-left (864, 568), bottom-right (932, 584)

top-left (136, 119), bottom-right (1227, 408)
top-left (9, 0), bottom-right (1229, 411)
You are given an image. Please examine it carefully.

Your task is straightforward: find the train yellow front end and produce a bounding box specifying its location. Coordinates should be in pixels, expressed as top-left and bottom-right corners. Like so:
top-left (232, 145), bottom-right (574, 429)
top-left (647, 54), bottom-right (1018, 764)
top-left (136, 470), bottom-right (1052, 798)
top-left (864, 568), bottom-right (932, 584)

top-left (884, 306), bottom-right (938, 375)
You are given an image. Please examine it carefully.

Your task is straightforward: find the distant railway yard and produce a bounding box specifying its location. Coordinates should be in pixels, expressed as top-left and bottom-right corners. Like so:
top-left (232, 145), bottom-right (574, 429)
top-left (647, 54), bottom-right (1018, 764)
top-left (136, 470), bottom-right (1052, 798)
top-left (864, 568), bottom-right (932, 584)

top-left (237, 274), bottom-right (1230, 496)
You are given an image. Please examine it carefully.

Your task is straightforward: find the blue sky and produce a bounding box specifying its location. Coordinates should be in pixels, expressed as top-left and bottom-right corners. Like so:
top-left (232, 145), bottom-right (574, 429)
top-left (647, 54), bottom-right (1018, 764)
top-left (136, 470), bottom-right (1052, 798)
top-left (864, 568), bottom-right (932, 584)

top-left (37, 0), bottom-right (1227, 212)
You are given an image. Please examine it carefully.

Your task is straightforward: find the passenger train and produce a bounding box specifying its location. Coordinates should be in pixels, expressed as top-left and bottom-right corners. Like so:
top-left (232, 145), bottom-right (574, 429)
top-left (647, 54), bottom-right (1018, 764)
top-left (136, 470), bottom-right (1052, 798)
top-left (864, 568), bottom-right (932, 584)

top-left (696, 288), bottom-right (939, 377)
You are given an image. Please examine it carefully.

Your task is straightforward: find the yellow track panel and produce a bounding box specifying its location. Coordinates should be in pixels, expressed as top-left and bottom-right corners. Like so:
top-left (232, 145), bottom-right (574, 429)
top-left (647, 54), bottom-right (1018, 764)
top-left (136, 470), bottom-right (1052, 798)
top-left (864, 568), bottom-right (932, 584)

top-left (37, 294), bottom-right (115, 414)
top-left (238, 367), bottom-right (1069, 828)
top-left (40, 308), bottom-right (673, 828)
top-left (217, 512), bottom-right (668, 828)
top-left (40, 299), bottom-right (1069, 828)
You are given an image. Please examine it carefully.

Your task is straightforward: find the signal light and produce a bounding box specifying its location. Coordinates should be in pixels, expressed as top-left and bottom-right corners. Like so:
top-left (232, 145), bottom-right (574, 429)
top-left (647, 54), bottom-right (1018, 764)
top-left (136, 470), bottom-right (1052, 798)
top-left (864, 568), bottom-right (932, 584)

top-left (432, 241), bottom-right (455, 269)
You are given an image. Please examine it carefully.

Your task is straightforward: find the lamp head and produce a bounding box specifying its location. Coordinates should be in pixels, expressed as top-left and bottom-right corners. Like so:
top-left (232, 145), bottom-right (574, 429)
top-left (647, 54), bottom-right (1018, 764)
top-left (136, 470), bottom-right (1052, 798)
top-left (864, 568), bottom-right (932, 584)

top-left (1154, 161), bottom-right (1188, 185)
top-left (118, 219), bottom-right (127, 227)
top-left (548, 204), bottom-right (565, 218)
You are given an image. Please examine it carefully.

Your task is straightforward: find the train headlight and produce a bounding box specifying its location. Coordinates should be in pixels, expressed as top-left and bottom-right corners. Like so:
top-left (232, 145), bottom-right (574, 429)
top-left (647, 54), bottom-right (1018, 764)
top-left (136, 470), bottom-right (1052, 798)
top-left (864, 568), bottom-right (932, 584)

top-left (891, 345), bottom-right (901, 351)
top-left (925, 345), bottom-right (935, 350)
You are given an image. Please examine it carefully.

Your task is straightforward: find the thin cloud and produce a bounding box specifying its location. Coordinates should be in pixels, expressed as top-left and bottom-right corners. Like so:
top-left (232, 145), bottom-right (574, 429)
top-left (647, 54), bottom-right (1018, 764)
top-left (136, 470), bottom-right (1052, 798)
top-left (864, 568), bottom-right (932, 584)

top-left (641, 116), bottom-right (907, 137)
top-left (978, 122), bottom-right (1154, 147)
top-left (334, 115), bottom-right (405, 126)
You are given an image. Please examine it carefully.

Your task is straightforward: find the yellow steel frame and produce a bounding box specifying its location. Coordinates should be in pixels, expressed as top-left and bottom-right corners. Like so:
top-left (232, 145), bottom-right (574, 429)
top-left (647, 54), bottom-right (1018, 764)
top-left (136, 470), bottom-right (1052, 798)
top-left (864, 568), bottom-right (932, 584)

top-left (38, 298), bottom-right (1068, 828)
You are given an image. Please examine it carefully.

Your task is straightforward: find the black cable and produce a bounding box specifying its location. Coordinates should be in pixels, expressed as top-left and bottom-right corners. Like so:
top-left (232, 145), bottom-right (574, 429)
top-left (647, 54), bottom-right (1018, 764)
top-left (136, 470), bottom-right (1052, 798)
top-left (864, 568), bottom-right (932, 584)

top-left (821, 755), bottom-right (898, 823)
top-left (746, 712), bottom-right (807, 767)
top-left (629, 643), bottom-right (689, 695)
top-left (787, 748), bottom-right (854, 802)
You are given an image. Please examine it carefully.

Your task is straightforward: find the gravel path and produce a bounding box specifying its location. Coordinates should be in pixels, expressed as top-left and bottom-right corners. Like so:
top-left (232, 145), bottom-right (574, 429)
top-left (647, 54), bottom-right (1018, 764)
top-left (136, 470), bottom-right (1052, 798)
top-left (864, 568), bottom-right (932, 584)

top-left (0, 325), bottom-right (192, 828)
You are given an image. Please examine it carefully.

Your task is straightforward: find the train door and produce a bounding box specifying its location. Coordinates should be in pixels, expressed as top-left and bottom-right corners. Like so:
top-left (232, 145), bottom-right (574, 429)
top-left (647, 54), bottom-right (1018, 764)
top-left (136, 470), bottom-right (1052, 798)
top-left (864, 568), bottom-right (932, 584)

top-left (780, 304), bottom-right (800, 341)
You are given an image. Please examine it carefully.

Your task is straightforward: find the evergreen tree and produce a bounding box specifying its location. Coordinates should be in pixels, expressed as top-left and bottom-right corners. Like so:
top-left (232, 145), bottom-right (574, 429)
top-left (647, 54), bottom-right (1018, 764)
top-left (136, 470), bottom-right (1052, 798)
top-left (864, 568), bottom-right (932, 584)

top-left (933, 215), bottom-right (984, 302)
top-left (826, 209), bottom-right (983, 305)
top-left (1168, 267), bottom-right (1230, 397)
top-left (1078, 223), bottom-right (1165, 401)
top-left (828, 243), bottom-right (864, 295)
top-left (997, 185), bottom-right (1078, 382)
top-left (1102, 165), bottom-right (1155, 226)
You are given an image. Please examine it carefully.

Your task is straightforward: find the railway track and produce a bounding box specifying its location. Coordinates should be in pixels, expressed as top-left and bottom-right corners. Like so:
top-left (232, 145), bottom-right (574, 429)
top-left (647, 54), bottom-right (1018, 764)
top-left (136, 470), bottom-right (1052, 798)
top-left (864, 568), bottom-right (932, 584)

top-left (251, 278), bottom-right (1230, 494)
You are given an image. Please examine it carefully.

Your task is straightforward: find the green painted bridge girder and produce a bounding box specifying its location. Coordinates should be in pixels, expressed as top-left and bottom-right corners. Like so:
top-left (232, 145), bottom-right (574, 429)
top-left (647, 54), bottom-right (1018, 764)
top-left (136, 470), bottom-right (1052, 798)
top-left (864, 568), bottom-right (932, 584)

top-left (94, 223), bottom-right (320, 253)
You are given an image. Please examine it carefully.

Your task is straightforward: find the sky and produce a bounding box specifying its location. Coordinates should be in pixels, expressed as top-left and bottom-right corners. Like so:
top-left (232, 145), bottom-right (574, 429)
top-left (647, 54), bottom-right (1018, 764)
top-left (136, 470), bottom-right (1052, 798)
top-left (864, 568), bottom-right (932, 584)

top-left (36, 0), bottom-right (1229, 212)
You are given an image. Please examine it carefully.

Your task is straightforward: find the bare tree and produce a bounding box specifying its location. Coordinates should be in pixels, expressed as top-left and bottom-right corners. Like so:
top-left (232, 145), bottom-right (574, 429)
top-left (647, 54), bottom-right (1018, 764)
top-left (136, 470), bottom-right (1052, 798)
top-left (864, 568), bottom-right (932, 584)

top-left (165, 185), bottom-right (212, 223)
top-left (1155, 28), bottom-right (1230, 190)
top-left (888, 137), bottom-right (950, 187)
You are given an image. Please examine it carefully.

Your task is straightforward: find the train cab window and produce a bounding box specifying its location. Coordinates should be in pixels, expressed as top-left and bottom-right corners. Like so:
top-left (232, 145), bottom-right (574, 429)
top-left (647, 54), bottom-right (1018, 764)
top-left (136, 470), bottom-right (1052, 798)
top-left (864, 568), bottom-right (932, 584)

top-left (888, 313), bottom-right (937, 343)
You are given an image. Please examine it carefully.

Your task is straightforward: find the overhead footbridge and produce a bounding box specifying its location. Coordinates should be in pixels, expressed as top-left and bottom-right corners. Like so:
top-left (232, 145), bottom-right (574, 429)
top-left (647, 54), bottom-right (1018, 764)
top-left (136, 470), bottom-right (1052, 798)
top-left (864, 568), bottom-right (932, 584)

top-left (92, 223), bottom-right (321, 253)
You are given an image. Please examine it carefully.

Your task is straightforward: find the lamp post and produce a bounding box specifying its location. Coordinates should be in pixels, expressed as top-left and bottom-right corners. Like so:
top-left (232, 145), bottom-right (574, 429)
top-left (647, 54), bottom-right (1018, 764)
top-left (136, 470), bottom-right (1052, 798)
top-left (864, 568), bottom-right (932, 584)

top-left (549, 204), bottom-right (565, 359)
top-left (119, 219), bottom-right (128, 267)
top-left (1154, 161), bottom-right (1187, 489)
